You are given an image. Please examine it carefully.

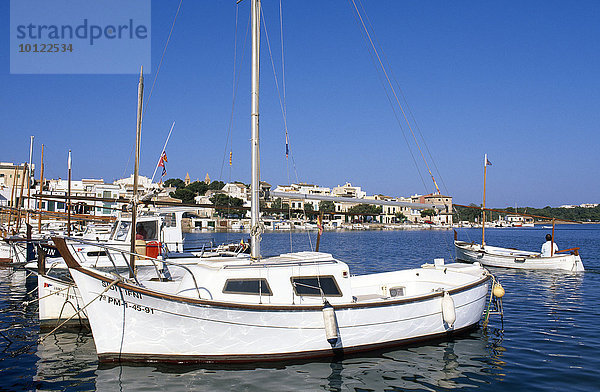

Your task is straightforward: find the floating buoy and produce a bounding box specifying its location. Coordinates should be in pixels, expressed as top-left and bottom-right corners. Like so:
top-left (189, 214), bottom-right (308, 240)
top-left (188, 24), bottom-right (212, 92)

top-left (492, 283), bottom-right (505, 298)
top-left (322, 300), bottom-right (339, 346)
top-left (441, 291), bottom-right (456, 328)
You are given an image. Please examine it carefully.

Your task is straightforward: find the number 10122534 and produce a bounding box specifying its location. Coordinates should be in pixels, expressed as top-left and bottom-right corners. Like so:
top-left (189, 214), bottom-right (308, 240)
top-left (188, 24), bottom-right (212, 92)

top-left (19, 43), bottom-right (73, 53)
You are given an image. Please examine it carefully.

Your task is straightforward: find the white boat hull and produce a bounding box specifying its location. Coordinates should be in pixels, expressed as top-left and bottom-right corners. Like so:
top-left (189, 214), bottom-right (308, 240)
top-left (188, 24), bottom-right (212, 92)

top-left (69, 266), bottom-right (489, 363)
top-left (37, 273), bottom-right (88, 327)
top-left (455, 241), bottom-right (584, 271)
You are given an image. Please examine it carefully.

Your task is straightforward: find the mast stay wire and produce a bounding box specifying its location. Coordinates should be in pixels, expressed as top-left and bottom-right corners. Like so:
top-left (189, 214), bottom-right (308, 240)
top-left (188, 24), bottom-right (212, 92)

top-left (349, 0), bottom-right (441, 195)
top-left (220, 5), bottom-right (251, 180)
top-left (355, 0), bottom-right (450, 197)
top-left (122, 0), bottom-right (185, 180)
top-left (351, 0), bottom-right (457, 260)
top-left (261, 3), bottom-right (314, 252)
top-left (347, 1), bottom-right (428, 194)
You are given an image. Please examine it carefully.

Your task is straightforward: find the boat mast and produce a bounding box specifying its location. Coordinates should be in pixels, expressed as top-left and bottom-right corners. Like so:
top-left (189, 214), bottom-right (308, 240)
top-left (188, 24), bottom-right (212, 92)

top-left (250, 0), bottom-right (261, 259)
top-left (130, 66), bottom-right (144, 276)
top-left (26, 136), bottom-right (34, 226)
top-left (38, 144), bottom-right (44, 233)
top-left (482, 154), bottom-right (488, 247)
top-left (67, 150), bottom-right (72, 236)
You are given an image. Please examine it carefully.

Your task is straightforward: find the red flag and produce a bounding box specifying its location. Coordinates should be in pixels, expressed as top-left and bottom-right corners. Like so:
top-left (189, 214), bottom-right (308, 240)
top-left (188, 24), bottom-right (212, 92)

top-left (158, 151), bottom-right (168, 177)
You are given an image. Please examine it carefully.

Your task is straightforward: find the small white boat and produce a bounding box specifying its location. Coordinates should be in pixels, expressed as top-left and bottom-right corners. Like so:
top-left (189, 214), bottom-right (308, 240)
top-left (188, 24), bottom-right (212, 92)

top-left (454, 239), bottom-right (584, 272)
top-left (37, 273), bottom-right (87, 327)
top-left (454, 155), bottom-right (584, 272)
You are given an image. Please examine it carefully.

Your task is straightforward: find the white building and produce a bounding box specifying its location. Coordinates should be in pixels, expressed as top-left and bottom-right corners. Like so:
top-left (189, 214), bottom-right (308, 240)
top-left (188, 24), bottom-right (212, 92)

top-left (222, 183), bottom-right (249, 202)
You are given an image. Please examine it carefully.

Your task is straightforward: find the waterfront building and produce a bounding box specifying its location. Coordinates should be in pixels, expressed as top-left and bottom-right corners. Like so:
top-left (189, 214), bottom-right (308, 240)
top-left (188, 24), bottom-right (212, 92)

top-left (410, 193), bottom-right (453, 225)
top-left (222, 182), bottom-right (249, 203)
top-left (0, 162), bottom-right (34, 206)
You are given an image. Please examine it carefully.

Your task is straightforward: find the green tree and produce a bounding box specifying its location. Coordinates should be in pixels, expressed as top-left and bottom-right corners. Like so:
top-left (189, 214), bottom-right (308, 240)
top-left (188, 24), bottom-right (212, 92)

top-left (318, 200), bottom-right (335, 213)
top-left (348, 204), bottom-right (382, 215)
top-left (394, 212), bottom-right (407, 222)
top-left (210, 194), bottom-right (244, 207)
top-left (208, 180), bottom-right (225, 190)
top-left (421, 209), bottom-right (436, 218)
top-left (164, 178), bottom-right (185, 189)
top-left (170, 188), bottom-right (195, 204)
top-left (210, 194), bottom-right (245, 217)
top-left (271, 198), bottom-right (290, 218)
top-left (187, 181), bottom-right (209, 196)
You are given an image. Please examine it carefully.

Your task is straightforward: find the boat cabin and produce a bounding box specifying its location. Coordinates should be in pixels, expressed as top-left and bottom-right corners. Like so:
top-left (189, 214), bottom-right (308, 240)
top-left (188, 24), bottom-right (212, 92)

top-left (145, 252), bottom-right (478, 306)
top-left (109, 210), bottom-right (185, 252)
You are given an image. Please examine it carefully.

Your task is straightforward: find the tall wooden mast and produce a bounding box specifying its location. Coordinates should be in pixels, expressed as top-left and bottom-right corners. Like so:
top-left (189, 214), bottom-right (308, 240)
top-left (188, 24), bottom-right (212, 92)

top-left (130, 66), bottom-right (144, 276)
top-left (67, 150), bottom-right (72, 236)
top-left (26, 136), bottom-right (34, 225)
top-left (482, 154), bottom-right (489, 247)
top-left (38, 144), bottom-right (44, 233)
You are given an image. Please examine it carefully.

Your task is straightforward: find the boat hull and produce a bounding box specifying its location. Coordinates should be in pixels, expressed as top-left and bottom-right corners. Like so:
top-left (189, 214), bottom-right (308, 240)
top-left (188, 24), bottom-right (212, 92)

top-left (455, 241), bottom-right (584, 271)
top-left (69, 267), bottom-right (489, 363)
top-left (37, 273), bottom-right (88, 327)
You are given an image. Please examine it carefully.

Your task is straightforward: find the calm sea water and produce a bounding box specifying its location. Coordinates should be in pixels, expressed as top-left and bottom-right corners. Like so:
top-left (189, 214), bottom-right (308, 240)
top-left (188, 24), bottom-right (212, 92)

top-left (1, 225), bottom-right (599, 391)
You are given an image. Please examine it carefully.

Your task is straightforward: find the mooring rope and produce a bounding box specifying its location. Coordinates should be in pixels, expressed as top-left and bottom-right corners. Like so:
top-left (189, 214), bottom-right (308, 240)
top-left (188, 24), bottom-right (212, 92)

top-left (23, 284), bottom-right (71, 307)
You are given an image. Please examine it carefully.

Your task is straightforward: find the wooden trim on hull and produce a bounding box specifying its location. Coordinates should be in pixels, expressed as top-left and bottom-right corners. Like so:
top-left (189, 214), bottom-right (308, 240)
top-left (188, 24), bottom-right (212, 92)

top-left (55, 237), bottom-right (491, 311)
top-left (97, 323), bottom-right (480, 364)
top-left (40, 319), bottom-right (89, 329)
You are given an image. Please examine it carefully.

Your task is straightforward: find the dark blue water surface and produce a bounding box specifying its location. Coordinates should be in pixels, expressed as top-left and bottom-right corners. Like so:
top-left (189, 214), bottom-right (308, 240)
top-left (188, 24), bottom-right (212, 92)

top-left (1, 225), bottom-right (599, 391)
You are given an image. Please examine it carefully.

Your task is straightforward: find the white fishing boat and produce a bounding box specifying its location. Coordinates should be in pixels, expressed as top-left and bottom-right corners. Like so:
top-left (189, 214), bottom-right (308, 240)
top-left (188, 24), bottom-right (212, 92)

top-left (61, 0), bottom-right (491, 363)
top-left (454, 155), bottom-right (584, 272)
top-left (33, 207), bottom-right (250, 325)
top-left (58, 236), bottom-right (490, 363)
top-left (0, 238), bottom-right (27, 263)
top-left (37, 273), bottom-right (88, 327)
top-left (454, 237), bottom-right (584, 272)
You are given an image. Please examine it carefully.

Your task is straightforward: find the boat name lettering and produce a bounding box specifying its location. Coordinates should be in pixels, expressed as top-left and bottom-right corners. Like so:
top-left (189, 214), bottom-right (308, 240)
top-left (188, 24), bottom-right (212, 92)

top-left (101, 281), bottom-right (143, 299)
top-left (99, 294), bottom-right (154, 314)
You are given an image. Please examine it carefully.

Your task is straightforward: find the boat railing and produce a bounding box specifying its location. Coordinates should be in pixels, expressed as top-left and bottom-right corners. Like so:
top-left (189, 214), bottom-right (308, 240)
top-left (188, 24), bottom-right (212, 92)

top-left (60, 237), bottom-right (203, 298)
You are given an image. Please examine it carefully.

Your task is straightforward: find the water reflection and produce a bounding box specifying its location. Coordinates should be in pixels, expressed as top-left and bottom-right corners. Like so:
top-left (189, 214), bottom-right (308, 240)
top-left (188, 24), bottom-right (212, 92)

top-left (3, 227), bottom-right (599, 391)
top-left (63, 328), bottom-right (506, 391)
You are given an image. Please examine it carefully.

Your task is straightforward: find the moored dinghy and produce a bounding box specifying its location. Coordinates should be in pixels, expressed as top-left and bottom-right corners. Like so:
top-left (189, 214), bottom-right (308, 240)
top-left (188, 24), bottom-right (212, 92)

top-left (454, 236), bottom-right (584, 272)
top-left (454, 154), bottom-right (584, 272)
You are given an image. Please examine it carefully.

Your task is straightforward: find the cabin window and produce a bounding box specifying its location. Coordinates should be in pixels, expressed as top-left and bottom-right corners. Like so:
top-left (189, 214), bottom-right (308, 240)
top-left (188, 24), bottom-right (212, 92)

top-left (113, 221), bottom-right (130, 241)
top-left (161, 213), bottom-right (177, 227)
top-left (291, 276), bottom-right (342, 297)
top-left (223, 279), bottom-right (272, 296)
top-left (136, 221), bottom-right (158, 240)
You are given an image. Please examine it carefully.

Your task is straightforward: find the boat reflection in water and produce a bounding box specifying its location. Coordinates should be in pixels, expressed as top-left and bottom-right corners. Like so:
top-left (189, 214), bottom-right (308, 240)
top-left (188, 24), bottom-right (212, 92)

top-left (34, 327), bottom-right (506, 391)
top-left (34, 332), bottom-right (97, 391)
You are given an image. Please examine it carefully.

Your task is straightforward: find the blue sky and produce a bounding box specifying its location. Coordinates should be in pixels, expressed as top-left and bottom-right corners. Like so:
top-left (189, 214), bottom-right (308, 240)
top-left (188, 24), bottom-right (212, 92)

top-left (1, 1), bottom-right (598, 207)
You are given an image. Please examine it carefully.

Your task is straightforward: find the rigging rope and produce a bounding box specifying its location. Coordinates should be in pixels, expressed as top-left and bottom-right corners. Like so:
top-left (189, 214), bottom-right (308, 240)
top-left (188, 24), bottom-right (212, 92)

top-left (355, 0), bottom-right (450, 196)
top-left (220, 5), bottom-right (251, 180)
top-left (39, 278), bottom-right (121, 343)
top-left (347, 1), bottom-right (427, 194)
top-left (261, 4), bottom-right (314, 252)
top-left (349, 0), bottom-right (441, 195)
